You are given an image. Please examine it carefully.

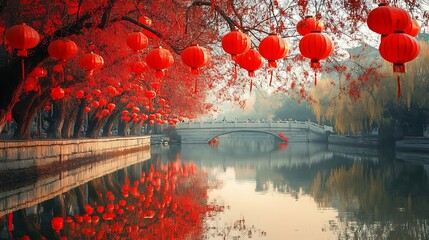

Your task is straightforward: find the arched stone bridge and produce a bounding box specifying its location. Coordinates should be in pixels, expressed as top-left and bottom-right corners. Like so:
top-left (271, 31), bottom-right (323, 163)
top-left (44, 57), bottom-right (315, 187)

top-left (175, 120), bottom-right (334, 144)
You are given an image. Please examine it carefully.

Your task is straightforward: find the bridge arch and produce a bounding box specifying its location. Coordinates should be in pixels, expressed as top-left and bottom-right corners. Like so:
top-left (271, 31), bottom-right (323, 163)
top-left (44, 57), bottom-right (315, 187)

top-left (207, 129), bottom-right (285, 143)
top-left (175, 120), bottom-right (331, 144)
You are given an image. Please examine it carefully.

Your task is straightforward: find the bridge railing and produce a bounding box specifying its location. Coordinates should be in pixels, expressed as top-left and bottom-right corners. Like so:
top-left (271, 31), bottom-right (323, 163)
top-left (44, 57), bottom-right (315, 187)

top-left (176, 120), bottom-right (333, 134)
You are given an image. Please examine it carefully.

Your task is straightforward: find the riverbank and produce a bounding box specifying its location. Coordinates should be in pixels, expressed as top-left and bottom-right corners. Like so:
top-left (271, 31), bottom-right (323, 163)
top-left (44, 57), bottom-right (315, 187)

top-left (0, 136), bottom-right (151, 172)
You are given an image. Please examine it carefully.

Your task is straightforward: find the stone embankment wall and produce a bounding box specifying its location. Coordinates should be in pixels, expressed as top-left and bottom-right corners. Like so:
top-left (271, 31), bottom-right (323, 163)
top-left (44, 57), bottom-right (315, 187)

top-left (0, 136), bottom-right (150, 171)
top-left (0, 149), bottom-right (150, 216)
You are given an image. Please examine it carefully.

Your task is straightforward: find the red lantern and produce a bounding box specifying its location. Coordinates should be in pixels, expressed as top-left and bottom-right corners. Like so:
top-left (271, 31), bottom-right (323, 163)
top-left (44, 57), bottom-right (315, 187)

top-left (379, 32), bottom-right (420, 98)
top-left (158, 98), bottom-right (166, 106)
top-left (296, 16), bottom-right (324, 36)
top-left (145, 47), bottom-right (174, 78)
top-left (92, 101), bottom-right (100, 108)
top-left (76, 90), bottom-right (85, 98)
top-left (31, 67), bottom-right (47, 78)
top-left (299, 33), bottom-right (334, 69)
top-left (222, 30), bottom-right (251, 59)
top-left (379, 33), bottom-right (420, 73)
top-left (404, 19), bottom-right (420, 37)
top-left (145, 90), bottom-right (156, 99)
top-left (5, 23), bottom-right (40, 57)
top-left (79, 52), bottom-right (104, 76)
top-left (84, 107), bottom-right (91, 113)
top-left (235, 49), bottom-right (263, 92)
top-left (107, 103), bottom-right (116, 111)
top-left (126, 32), bottom-right (149, 52)
top-left (44, 105), bottom-right (51, 111)
top-left (129, 61), bottom-right (148, 75)
top-left (51, 217), bottom-right (64, 232)
top-left (181, 45), bottom-right (211, 75)
top-left (258, 34), bottom-right (289, 68)
top-left (236, 49), bottom-right (263, 77)
top-left (51, 87), bottom-right (65, 100)
top-left (48, 39), bottom-right (78, 63)
top-left (367, 3), bottom-right (411, 37)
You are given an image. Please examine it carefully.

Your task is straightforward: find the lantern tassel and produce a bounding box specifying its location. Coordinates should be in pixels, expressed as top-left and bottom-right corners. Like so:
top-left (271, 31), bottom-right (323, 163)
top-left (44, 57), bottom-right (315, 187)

top-left (397, 75), bottom-right (401, 99)
top-left (269, 70), bottom-right (273, 86)
top-left (194, 79), bottom-right (198, 94)
top-left (21, 59), bottom-right (25, 82)
top-left (250, 80), bottom-right (253, 93)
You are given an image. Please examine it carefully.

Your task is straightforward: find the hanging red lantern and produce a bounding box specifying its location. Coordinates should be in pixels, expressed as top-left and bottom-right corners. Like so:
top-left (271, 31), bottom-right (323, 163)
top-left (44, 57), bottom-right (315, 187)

top-left (181, 45), bottom-right (211, 75)
top-left (51, 217), bottom-right (64, 232)
top-left (235, 49), bottom-right (263, 92)
top-left (126, 32), bottom-right (149, 52)
top-left (367, 3), bottom-right (411, 37)
top-left (258, 34), bottom-right (289, 68)
top-left (92, 101), bottom-right (100, 108)
top-left (5, 23), bottom-right (40, 57)
top-left (48, 39), bottom-right (78, 65)
top-left (5, 23), bottom-right (40, 82)
top-left (299, 33), bottom-right (334, 69)
top-left (222, 30), bottom-right (251, 59)
top-left (107, 103), bottom-right (116, 111)
top-left (75, 90), bottom-right (85, 98)
top-left (44, 105), bottom-right (51, 111)
top-left (145, 47), bottom-right (174, 78)
top-left (379, 31), bottom-right (420, 98)
top-left (236, 49), bottom-right (264, 77)
top-left (129, 61), bottom-right (148, 76)
top-left (51, 87), bottom-right (65, 100)
top-left (79, 52), bottom-right (104, 76)
top-left (31, 67), bottom-right (47, 78)
top-left (84, 107), bottom-right (91, 113)
top-left (145, 90), bottom-right (156, 99)
top-left (296, 16), bottom-right (324, 36)
top-left (404, 19), bottom-right (420, 37)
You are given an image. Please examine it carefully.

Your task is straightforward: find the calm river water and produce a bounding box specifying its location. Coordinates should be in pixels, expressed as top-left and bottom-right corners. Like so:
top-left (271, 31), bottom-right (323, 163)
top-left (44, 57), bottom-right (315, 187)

top-left (1, 133), bottom-right (429, 239)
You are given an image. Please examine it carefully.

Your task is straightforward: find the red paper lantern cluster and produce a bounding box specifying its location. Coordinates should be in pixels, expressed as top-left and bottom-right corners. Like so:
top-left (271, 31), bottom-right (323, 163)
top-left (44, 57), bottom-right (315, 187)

top-left (51, 216), bottom-right (64, 232)
top-left (367, 2), bottom-right (421, 98)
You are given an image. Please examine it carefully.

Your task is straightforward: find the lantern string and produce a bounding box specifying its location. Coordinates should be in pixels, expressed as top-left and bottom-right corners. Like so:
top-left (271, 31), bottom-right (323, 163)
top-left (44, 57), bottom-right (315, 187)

top-left (314, 71), bottom-right (317, 86)
top-left (194, 79), bottom-right (198, 94)
top-left (250, 79), bottom-right (253, 93)
top-left (397, 75), bottom-right (401, 99)
top-left (269, 70), bottom-right (273, 86)
top-left (233, 64), bottom-right (237, 79)
top-left (21, 58), bottom-right (25, 82)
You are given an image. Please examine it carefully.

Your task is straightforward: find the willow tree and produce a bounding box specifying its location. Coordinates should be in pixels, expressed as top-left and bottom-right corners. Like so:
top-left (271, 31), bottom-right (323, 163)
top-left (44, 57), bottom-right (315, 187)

top-left (310, 40), bottom-right (429, 143)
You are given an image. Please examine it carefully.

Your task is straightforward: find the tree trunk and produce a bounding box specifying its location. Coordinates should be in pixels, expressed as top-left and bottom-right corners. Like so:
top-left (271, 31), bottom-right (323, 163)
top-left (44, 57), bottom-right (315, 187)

top-left (73, 100), bottom-right (86, 138)
top-left (12, 91), bottom-right (49, 140)
top-left (46, 100), bottom-right (66, 139)
top-left (118, 120), bottom-right (129, 136)
top-left (86, 115), bottom-right (105, 138)
top-left (62, 109), bottom-right (77, 139)
top-left (102, 109), bottom-right (122, 137)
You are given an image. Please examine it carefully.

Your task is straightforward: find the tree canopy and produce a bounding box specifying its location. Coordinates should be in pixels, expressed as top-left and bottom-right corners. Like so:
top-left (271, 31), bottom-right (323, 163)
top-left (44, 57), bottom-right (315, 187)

top-left (0, 0), bottom-right (428, 139)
